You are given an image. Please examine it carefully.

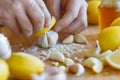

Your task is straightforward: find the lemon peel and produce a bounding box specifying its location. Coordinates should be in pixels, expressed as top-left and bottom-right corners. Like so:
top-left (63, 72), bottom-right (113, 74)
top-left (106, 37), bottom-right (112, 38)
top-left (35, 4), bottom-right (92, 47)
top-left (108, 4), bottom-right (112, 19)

top-left (111, 17), bottom-right (120, 26)
top-left (87, 0), bottom-right (101, 24)
top-left (98, 26), bottom-right (120, 52)
top-left (34, 16), bottom-right (56, 37)
top-left (0, 59), bottom-right (9, 80)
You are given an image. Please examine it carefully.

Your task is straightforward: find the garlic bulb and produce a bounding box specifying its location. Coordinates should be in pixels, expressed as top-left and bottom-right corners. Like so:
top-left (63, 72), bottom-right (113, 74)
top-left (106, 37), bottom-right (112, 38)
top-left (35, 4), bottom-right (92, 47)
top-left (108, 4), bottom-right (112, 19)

top-left (38, 31), bottom-right (58, 48)
top-left (0, 34), bottom-right (12, 60)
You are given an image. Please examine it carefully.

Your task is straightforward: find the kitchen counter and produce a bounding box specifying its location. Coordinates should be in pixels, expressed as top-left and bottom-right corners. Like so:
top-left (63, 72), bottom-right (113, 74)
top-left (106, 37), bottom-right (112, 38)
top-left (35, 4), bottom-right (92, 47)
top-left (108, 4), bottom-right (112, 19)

top-left (1, 25), bottom-right (120, 80)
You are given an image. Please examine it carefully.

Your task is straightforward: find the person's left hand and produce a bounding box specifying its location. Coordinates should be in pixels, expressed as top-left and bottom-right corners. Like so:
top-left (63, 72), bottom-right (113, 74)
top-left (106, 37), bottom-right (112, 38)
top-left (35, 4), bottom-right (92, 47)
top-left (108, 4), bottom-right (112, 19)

top-left (44, 0), bottom-right (88, 34)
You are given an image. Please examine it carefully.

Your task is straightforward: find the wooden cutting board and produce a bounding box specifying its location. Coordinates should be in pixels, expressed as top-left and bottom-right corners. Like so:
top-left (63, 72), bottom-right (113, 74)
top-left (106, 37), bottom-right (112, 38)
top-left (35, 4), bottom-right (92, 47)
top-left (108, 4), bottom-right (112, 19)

top-left (1, 25), bottom-right (120, 80)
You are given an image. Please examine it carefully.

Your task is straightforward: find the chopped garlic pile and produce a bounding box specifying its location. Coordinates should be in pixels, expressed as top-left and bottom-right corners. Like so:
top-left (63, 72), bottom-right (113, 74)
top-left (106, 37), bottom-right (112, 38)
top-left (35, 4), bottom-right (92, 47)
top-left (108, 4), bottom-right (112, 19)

top-left (22, 43), bottom-right (86, 59)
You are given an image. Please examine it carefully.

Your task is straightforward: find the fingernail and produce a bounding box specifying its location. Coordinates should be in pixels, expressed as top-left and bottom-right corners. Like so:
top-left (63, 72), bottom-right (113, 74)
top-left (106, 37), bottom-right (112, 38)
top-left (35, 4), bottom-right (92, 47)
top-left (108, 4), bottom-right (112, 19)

top-left (54, 26), bottom-right (61, 32)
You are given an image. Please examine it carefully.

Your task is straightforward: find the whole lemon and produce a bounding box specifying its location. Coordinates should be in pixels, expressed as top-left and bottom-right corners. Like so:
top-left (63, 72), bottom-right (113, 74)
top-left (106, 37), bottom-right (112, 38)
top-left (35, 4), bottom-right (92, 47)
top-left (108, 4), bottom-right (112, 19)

top-left (0, 59), bottom-right (9, 80)
top-left (6, 52), bottom-right (44, 80)
top-left (87, 0), bottom-right (101, 24)
top-left (98, 26), bottom-right (120, 52)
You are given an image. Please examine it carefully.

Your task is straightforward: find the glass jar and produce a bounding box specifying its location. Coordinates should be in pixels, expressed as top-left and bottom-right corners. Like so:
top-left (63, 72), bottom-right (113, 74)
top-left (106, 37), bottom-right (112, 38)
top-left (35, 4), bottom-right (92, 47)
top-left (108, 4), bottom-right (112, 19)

top-left (98, 0), bottom-right (120, 31)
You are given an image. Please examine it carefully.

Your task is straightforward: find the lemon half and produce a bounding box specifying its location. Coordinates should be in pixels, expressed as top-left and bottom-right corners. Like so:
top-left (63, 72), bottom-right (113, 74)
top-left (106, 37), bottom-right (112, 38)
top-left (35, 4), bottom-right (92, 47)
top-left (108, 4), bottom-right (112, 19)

top-left (105, 49), bottom-right (120, 69)
top-left (34, 16), bottom-right (56, 37)
top-left (6, 52), bottom-right (44, 80)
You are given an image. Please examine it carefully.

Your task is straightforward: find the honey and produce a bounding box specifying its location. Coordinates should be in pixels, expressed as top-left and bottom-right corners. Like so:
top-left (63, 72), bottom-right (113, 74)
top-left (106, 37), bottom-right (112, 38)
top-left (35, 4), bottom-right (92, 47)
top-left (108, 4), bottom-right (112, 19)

top-left (98, 0), bottom-right (120, 31)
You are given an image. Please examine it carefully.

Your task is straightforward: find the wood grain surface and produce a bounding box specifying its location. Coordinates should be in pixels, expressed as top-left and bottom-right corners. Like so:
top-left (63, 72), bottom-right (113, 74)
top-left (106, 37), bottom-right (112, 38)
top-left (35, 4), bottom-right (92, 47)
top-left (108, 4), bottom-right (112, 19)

top-left (1, 25), bottom-right (120, 80)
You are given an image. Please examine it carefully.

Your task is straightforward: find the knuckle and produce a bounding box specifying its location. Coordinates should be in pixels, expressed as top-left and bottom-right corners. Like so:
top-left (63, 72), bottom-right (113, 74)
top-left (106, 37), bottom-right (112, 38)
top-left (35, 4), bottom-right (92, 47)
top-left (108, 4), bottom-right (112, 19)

top-left (1, 11), bottom-right (11, 20)
top-left (22, 0), bottom-right (32, 7)
top-left (39, 13), bottom-right (45, 23)
top-left (60, 21), bottom-right (68, 28)
top-left (24, 26), bottom-right (32, 34)
top-left (35, 13), bottom-right (45, 25)
top-left (70, 11), bottom-right (78, 19)
top-left (12, 5), bottom-right (20, 12)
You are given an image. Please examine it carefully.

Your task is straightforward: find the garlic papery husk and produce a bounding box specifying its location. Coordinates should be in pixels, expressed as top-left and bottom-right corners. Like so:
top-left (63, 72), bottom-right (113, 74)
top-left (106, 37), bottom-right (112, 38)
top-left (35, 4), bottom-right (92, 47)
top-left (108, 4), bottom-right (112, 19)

top-left (0, 34), bottom-right (12, 60)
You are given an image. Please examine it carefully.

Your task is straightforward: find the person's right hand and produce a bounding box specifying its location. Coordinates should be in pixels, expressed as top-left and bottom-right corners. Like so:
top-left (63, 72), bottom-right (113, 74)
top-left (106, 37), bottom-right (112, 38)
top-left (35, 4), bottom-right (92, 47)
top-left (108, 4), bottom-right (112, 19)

top-left (0, 0), bottom-right (51, 37)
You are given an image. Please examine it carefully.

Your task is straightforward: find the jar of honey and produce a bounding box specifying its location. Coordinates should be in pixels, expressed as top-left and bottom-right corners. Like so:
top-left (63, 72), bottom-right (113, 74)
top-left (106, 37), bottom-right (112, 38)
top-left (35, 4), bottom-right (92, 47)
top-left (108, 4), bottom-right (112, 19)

top-left (98, 0), bottom-right (120, 31)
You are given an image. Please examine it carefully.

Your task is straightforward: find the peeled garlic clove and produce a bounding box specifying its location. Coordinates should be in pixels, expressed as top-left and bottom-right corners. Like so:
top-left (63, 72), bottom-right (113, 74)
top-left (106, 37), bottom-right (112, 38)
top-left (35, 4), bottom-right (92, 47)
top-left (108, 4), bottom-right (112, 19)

top-left (83, 57), bottom-right (101, 68)
top-left (68, 63), bottom-right (85, 76)
top-left (64, 58), bottom-right (74, 67)
top-left (92, 62), bottom-right (103, 73)
top-left (75, 34), bottom-right (87, 44)
top-left (38, 34), bottom-right (49, 48)
top-left (83, 57), bottom-right (103, 73)
top-left (58, 66), bottom-right (66, 72)
top-left (62, 35), bottom-right (74, 44)
top-left (85, 40), bottom-right (101, 57)
top-left (47, 31), bottom-right (58, 47)
top-left (97, 50), bottom-right (113, 61)
top-left (0, 34), bottom-right (12, 60)
top-left (49, 52), bottom-right (65, 63)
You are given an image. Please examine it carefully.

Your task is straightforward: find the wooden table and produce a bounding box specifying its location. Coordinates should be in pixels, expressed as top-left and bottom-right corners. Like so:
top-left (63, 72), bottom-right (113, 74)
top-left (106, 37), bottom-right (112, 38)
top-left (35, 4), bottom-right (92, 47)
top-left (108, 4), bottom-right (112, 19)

top-left (1, 25), bottom-right (120, 80)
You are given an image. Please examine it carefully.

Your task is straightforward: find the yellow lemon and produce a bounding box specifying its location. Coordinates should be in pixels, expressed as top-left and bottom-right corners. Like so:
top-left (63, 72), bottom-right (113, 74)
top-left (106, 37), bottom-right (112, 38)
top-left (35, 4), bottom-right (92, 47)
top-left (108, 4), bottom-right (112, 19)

top-left (98, 26), bottom-right (120, 52)
top-left (87, 0), bottom-right (101, 24)
top-left (6, 52), bottom-right (44, 80)
top-left (0, 59), bottom-right (9, 80)
top-left (34, 16), bottom-right (56, 37)
top-left (105, 49), bottom-right (120, 69)
top-left (111, 17), bottom-right (120, 26)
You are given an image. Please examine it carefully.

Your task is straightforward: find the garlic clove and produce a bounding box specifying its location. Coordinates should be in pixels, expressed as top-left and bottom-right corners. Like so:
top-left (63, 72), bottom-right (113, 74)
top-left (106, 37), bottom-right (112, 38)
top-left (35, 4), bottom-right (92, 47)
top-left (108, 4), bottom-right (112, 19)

top-left (75, 34), bottom-right (87, 44)
top-left (97, 50), bottom-right (113, 61)
top-left (83, 57), bottom-right (103, 73)
top-left (64, 58), bottom-right (74, 67)
top-left (58, 66), bottom-right (66, 72)
top-left (0, 34), bottom-right (12, 60)
top-left (47, 31), bottom-right (58, 47)
top-left (49, 52), bottom-right (65, 63)
top-left (92, 62), bottom-right (103, 73)
top-left (62, 35), bottom-right (74, 44)
top-left (83, 57), bottom-right (101, 68)
top-left (38, 34), bottom-right (49, 48)
top-left (85, 40), bottom-right (101, 57)
top-left (68, 63), bottom-right (85, 76)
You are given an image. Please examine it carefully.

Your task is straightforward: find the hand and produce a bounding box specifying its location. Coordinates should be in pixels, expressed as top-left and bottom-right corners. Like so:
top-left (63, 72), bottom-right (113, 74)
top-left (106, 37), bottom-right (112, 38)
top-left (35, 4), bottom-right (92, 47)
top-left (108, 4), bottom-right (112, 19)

top-left (0, 0), bottom-right (51, 37)
top-left (44, 0), bottom-right (88, 34)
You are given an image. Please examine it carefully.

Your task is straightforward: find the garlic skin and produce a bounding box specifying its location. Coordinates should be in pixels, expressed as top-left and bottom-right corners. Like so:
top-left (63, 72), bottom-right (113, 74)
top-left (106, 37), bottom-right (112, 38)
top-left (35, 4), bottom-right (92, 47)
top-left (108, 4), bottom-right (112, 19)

top-left (38, 31), bottom-right (58, 48)
top-left (0, 34), bottom-right (12, 60)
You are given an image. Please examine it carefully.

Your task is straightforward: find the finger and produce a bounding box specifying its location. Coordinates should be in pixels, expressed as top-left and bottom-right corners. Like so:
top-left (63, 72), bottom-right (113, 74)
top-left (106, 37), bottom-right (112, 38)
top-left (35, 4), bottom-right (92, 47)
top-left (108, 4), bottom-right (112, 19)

top-left (11, 1), bottom-right (33, 36)
top-left (36, 0), bottom-right (51, 27)
top-left (44, 0), bottom-right (61, 20)
top-left (24, 0), bottom-right (45, 32)
top-left (61, 1), bottom-right (88, 34)
top-left (54, 0), bottom-right (81, 32)
top-left (0, 9), bottom-right (20, 35)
